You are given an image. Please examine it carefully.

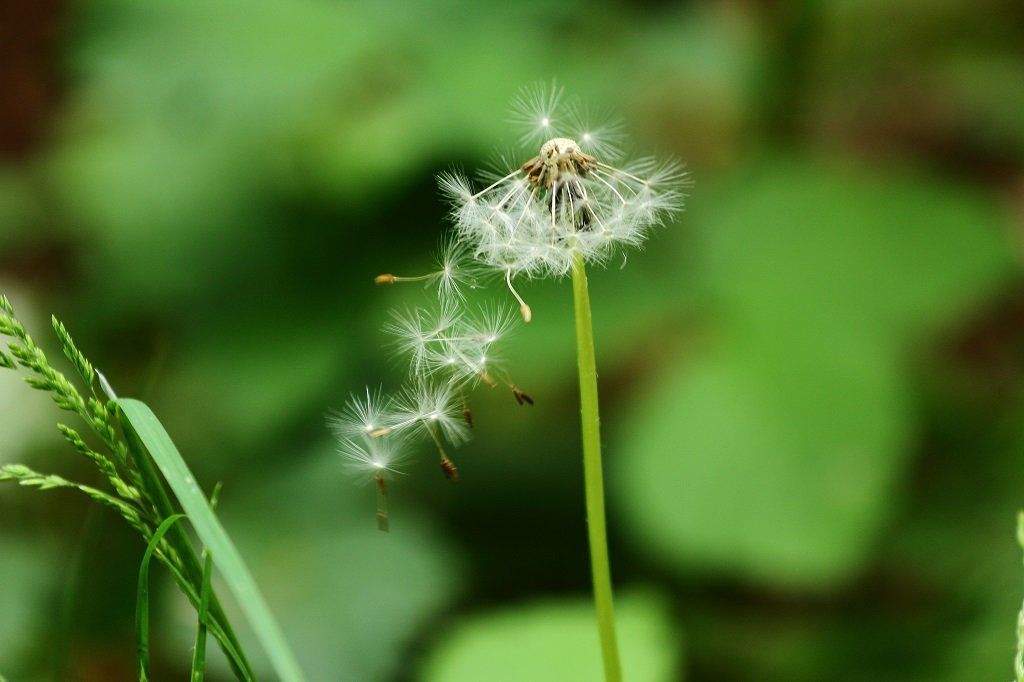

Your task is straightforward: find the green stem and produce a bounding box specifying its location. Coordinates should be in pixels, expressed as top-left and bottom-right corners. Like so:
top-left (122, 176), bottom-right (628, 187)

top-left (571, 253), bottom-right (622, 682)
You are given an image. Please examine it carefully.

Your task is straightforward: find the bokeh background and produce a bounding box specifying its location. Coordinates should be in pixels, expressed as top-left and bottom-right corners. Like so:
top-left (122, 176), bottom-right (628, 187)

top-left (2, 0), bottom-right (1024, 680)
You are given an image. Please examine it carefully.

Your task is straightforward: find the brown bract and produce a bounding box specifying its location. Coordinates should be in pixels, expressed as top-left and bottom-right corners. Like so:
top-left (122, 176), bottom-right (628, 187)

top-left (521, 137), bottom-right (598, 189)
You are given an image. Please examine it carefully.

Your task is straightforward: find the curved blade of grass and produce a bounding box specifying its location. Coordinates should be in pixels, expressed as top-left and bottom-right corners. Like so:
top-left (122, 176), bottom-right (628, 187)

top-left (137, 513), bottom-right (188, 682)
top-left (116, 398), bottom-right (308, 682)
top-left (192, 482), bottom-right (221, 682)
top-left (192, 544), bottom-right (214, 682)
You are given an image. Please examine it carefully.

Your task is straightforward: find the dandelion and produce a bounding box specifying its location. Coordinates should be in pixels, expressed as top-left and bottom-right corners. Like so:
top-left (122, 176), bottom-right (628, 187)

top-left (442, 83), bottom-right (686, 680)
top-left (440, 84), bottom-right (686, 319)
top-left (331, 85), bottom-right (682, 681)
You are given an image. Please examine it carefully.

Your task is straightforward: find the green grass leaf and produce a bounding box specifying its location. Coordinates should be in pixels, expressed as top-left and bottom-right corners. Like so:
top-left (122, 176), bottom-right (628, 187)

top-left (116, 398), bottom-right (308, 682)
top-left (137, 513), bottom-right (187, 682)
top-left (192, 544), bottom-right (214, 682)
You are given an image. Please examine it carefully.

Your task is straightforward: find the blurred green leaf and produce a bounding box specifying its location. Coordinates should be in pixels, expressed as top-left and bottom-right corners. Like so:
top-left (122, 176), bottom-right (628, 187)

top-left (421, 591), bottom-right (679, 682)
top-left (49, 0), bottom-right (563, 302)
top-left (696, 158), bottom-right (1013, 345)
top-left (614, 157), bottom-right (1015, 588)
top-left (616, 333), bottom-right (909, 587)
top-left (943, 53), bottom-right (1024, 158)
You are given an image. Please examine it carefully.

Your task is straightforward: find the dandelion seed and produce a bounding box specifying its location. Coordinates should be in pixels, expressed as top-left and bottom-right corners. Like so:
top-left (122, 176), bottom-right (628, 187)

top-left (327, 387), bottom-right (391, 439)
top-left (510, 81), bottom-right (564, 149)
top-left (463, 303), bottom-right (515, 346)
top-left (390, 381), bottom-right (469, 446)
top-left (338, 434), bottom-right (407, 478)
top-left (383, 301), bottom-right (461, 376)
top-left (373, 234), bottom-right (479, 302)
top-left (567, 103), bottom-right (625, 161)
top-left (336, 433), bottom-right (408, 532)
top-left (387, 299), bottom-right (518, 390)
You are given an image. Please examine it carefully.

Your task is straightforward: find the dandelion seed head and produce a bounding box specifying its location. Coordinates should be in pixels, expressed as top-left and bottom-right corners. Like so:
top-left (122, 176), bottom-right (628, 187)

top-left (442, 83), bottom-right (686, 292)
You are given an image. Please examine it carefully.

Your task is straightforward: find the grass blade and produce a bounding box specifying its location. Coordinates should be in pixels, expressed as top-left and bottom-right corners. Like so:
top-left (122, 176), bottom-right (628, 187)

top-left (137, 513), bottom-right (188, 682)
top-left (192, 482), bottom-right (221, 682)
top-left (192, 545), bottom-right (214, 682)
top-left (116, 398), bottom-right (308, 682)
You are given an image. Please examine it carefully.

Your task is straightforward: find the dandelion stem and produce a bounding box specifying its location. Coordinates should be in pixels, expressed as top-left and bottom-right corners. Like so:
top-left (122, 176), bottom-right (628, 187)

top-left (570, 252), bottom-right (622, 682)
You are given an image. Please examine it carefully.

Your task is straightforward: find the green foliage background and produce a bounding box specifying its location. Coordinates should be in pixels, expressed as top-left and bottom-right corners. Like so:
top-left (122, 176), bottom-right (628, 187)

top-left (1, 0), bottom-right (1023, 680)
